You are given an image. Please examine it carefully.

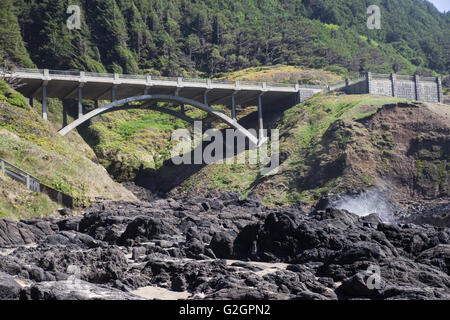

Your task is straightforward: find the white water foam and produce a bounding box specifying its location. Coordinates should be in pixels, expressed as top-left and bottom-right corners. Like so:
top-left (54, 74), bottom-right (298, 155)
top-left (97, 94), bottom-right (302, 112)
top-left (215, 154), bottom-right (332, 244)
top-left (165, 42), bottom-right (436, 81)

top-left (330, 190), bottom-right (395, 223)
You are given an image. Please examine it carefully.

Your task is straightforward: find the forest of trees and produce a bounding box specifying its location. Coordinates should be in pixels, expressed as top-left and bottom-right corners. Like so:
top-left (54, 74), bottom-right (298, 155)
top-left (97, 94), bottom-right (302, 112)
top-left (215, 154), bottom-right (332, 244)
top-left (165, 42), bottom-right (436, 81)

top-left (0, 0), bottom-right (449, 77)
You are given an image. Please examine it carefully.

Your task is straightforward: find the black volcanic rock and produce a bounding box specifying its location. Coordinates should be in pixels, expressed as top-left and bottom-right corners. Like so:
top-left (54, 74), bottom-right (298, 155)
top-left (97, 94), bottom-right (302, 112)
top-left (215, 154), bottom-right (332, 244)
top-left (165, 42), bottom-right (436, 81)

top-left (0, 219), bottom-right (56, 247)
top-left (119, 216), bottom-right (178, 245)
top-left (0, 193), bottom-right (448, 300)
top-left (20, 280), bottom-right (143, 300)
top-left (0, 271), bottom-right (21, 300)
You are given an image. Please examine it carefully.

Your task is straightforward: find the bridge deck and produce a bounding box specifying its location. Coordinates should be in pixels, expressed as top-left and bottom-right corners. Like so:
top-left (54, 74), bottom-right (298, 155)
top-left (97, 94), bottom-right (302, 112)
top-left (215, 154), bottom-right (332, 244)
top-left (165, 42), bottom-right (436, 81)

top-left (6, 68), bottom-right (325, 107)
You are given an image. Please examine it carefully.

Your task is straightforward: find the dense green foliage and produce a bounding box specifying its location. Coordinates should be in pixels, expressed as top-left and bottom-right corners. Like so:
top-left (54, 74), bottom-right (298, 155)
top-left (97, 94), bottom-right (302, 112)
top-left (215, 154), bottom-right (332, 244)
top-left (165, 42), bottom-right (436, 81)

top-left (1, 0), bottom-right (447, 76)
top-left (0, 0), bottom-right (34, 67)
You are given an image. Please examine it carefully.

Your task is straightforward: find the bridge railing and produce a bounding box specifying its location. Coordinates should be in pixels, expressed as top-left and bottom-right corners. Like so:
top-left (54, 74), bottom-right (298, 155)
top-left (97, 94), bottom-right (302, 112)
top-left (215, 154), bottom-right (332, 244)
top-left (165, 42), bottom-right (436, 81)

top-left (0, 158), bottom-right (40, 192)
top-left (120, 74), bottom-right (147, 80)
top-left (152, 75), bottom-right (179, 81)
top-left (182, 78), bottom-right (208, 84)
top-left (239, 80), bottom-right (263, 86)
top-left (49, 70), bottom-right (82, 77)
top-left (9, 68), bottom-right (442, 90)
top-left (15, 68), bottom-right (44, 74)
top-left (211, 79), bottom-right (234, 84)
top-left (9, 67), bottom-right (333, 91)
top-left (85, 72), bottom-right (114, 78)
top-left (300, 84), bottom-right (329, 89)
top-left (267, 82), bottom-right (296, 88)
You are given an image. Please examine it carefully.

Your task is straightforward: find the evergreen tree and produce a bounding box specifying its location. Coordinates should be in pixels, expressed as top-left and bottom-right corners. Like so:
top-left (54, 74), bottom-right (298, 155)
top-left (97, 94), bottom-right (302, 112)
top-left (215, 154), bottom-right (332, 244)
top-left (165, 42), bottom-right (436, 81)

top-left (0, 0), bottom-right (33, 68)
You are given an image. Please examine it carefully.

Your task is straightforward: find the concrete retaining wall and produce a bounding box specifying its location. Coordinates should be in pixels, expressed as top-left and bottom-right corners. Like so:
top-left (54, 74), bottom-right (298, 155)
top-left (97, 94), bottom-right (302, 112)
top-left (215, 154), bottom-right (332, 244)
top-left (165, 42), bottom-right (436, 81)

top-left (40, 185), bottom-right (74, 208)
top-left (336, 73), bottom-right (443, 103)
top-left (0, 158), bottom-right (75, 208)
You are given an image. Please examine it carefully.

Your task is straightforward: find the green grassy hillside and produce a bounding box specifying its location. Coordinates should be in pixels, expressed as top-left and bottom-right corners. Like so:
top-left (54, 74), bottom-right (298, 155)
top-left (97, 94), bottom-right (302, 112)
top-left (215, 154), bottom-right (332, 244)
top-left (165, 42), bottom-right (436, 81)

top-left (178, 93), bottom-right (450, 206)
top-left (0, 81), bottom-right (137, 219)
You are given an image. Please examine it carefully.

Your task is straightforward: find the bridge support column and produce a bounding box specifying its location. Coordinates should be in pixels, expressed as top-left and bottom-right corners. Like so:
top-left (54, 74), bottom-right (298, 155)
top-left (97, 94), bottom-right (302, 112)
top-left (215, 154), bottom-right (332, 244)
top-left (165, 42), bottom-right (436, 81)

top-left (30, 98), bottom-right (34, 108)
top-left (258, 93), bottom-right (265, 141)
top-left (42, 85), bottom-right (47, 121)
top-left (231, 92), bottom-right (237, 121)
top-left (61, 100), bottom-right (67, 127)
top-left (112, 74), bottom-right (120, 102)
top-left (203, 90), bottom-right (209, 105)
top-left (78, 86), bottom-right (83, 118)
top-left (144, 76), bottom-right (152, 95)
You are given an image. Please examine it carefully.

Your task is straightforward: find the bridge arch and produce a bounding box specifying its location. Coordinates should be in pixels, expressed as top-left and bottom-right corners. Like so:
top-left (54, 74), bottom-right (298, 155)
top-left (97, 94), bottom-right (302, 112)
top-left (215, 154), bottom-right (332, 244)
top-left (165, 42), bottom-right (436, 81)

top-left (58, 94), bottom-right (259, 145)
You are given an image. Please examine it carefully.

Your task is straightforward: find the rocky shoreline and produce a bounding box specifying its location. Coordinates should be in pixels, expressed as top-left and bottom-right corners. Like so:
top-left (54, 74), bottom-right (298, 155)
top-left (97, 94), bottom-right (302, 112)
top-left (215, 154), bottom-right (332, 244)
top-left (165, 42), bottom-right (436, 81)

top-left (0, 193), bottom-right (449, 300)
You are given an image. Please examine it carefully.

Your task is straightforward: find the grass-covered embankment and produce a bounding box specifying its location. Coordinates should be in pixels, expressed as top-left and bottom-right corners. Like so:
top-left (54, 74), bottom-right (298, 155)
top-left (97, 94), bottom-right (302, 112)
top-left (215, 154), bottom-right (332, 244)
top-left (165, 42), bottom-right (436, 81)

top-left (0, 81), bottom-right (137, 219)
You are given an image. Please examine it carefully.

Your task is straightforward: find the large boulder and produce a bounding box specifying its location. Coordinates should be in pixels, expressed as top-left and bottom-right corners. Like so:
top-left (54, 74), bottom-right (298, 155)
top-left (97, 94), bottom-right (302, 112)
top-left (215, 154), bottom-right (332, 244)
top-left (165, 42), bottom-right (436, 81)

top-left (119, 216), bottom-right (178, 245)
top-left (21, 280), bottom-right (143, 300)
top-left (0, 271), bottom-right (21, 300)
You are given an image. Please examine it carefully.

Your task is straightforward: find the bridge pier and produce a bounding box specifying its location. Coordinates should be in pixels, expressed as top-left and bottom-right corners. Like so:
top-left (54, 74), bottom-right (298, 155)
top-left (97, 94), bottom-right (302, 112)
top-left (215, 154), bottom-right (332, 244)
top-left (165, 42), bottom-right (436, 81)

top-left (145, 75), bottom-right (152, 95)
top-left (42, 85), bottom-right (47, 121)
top-left (231, 92), bottom-right (237, 121)
top-left (40, 69), bottom-right (50, 121)
top-left (204, 90), bottom-right (210, 106)
top-left (78, 86), bottom-right (83, 118)
top-left (258, 93), bottom-right (265, 141)
top-left (62, 102), bottom-right (68, 127)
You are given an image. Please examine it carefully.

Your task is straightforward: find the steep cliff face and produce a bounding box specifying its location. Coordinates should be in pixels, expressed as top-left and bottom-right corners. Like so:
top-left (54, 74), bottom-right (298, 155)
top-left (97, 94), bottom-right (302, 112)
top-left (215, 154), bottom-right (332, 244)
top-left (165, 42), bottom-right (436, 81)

top-left (284, 100), bottom-right (450, 201)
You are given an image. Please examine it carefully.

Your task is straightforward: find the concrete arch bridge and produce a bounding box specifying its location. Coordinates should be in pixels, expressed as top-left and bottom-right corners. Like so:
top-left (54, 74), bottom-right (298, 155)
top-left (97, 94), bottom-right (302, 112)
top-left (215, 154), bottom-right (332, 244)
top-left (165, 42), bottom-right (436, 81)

top-left (5, 68), bottom-right (326, 144)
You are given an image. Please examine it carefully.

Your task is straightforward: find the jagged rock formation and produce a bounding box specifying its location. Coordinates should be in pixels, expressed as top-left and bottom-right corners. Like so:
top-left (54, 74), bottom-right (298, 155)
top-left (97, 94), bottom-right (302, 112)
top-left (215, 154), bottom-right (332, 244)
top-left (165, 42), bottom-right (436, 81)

top-left (0, 193), bottom-right (448, 300)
